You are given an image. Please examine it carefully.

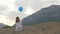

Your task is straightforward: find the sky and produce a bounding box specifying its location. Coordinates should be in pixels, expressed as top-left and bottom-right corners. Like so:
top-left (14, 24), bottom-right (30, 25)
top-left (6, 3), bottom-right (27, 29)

top-left (0, 0), bottom-right (60, 26)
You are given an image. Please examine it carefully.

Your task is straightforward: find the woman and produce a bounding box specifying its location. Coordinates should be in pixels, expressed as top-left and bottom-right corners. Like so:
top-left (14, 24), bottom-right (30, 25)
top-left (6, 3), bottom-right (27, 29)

top-left (15, 17), bottom-right (23, 31)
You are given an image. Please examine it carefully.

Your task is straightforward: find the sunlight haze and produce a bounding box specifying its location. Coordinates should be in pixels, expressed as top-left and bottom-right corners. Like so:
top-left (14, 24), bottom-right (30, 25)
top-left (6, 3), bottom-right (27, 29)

top-left (0, 0), bottom-right (60, 26)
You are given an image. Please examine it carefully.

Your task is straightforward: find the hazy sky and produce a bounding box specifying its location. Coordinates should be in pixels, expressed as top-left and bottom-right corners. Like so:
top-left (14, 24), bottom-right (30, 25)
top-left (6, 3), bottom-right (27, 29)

top-left (0, 0), bottom-right (60, 26)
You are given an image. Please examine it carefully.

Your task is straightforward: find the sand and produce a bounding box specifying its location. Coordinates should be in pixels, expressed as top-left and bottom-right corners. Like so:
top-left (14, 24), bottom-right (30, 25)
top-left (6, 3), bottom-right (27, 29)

top-left (0, 22), bottom-right (60, 34)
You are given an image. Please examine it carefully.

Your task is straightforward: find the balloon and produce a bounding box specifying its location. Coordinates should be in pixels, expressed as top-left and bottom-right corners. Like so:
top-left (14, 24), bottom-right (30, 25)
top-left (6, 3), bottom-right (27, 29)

top-left (18, 6), bottom-right (23, 12)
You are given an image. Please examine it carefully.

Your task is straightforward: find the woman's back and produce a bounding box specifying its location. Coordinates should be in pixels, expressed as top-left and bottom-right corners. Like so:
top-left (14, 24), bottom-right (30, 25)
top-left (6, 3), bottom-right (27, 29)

top-left (15, 17), bottom-right (23, 31)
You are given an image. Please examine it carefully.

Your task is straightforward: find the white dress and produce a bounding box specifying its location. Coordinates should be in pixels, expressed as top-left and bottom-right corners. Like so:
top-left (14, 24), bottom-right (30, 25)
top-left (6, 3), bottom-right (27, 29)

top-left (15, 21), bottom-right (23, 31)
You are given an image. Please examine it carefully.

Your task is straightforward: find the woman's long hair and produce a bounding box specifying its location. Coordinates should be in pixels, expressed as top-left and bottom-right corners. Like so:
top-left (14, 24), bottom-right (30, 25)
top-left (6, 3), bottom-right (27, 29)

top-left (16, 17), bottom-right (20, 23)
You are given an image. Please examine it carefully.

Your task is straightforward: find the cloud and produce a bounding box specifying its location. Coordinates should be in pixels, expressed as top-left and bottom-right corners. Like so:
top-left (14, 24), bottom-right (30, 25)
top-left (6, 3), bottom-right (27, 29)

top-left (15, 0), bottom-right (60, 11)
top-left (0, 0), bottom-right (60, 26)
top-left (0, 0), bottom-right (16, 26)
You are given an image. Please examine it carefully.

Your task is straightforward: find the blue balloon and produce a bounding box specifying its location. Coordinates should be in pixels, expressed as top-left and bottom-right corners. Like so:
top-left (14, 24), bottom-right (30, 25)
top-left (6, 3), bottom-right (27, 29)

top-left (18, 6), bottom-right (23, 12)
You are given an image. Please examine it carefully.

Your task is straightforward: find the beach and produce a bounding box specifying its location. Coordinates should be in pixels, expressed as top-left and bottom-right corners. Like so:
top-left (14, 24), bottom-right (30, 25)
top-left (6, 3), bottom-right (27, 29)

top-left (0, 22), bottom-right (60, 34)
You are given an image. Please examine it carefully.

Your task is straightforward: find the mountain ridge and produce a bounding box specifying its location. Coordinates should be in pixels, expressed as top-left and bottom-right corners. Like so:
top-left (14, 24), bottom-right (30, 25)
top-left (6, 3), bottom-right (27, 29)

top-left (22, 5), bottom-right (60, 26)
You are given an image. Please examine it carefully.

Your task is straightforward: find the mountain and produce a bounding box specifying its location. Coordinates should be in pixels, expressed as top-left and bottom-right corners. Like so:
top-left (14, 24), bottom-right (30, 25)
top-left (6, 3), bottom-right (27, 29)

top-left (0, 23), bottom-right (11, 29)
top-left (22, 5), bottom-right (60, 26)
top-left (0, 23), bottom-right (6, 29)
